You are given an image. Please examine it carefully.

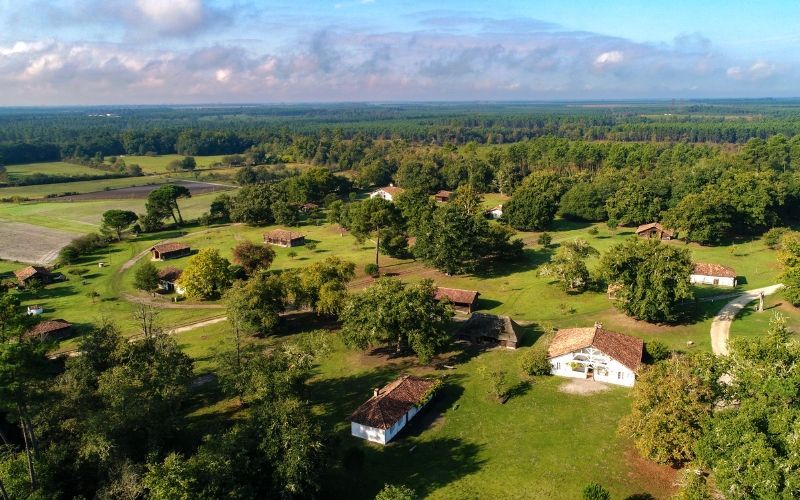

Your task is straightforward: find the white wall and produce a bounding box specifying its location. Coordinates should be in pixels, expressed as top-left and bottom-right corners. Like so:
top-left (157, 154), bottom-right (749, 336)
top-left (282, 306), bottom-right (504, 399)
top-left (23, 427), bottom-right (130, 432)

top-left (690, 274), bottom-right (736, 287)
top-left (351, 397), bottom-right (432, 445)
top-left (549, 350), bottom-right (637, 387)
top-left (369, 190), bottom-right (393, 202)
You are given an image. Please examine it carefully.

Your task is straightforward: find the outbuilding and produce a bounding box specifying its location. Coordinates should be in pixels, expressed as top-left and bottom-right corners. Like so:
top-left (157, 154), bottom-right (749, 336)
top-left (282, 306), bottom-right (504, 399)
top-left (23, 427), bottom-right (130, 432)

top-left (434, 190), bottom-right (452, 203)
top-left (635, 222), bottom-right (676, 240)
top-left (690, 263), bottom-right (737, 287)
top-left (369, 185), bottom-right (405, 202)
top-left (25, 319), bottom-right (73, 341)
top-left (150, 243), bottom-right (191, 261)
top-left (158, 267), bottom-right (184, 294)
top-left (458, 313), bottom-right (521, 349)
top-left (435, 287), bottom-right (479, 314)
top-left (547, 323), bottom-right (643, 387)
top-left (350, 375), bottom-right (439, 445)
top-left (27, 305), bottom-right (44, 316)
top-left (14, 266), bottom-right (51, 287)
top-left (485, 204), bottom-right (503, 219)
top-left (264, 229), bottom-right (305, 247)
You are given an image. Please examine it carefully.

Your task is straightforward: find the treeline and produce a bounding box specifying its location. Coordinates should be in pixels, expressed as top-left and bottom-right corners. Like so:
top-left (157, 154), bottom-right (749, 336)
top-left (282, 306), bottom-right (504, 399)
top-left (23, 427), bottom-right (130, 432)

top-left (5, 101), bottom-right (800, 164)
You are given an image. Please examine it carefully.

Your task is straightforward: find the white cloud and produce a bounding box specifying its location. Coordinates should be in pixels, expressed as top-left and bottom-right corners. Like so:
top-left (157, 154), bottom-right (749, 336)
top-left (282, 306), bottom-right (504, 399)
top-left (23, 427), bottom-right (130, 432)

top-left (595, 50), bottom-right (624, 66)
top-left (215, 68), bottom-right (231, 82)
top-left (726, 60), bottom-right (777, 81)
top-left (134, 0), bottom-right (206, 35)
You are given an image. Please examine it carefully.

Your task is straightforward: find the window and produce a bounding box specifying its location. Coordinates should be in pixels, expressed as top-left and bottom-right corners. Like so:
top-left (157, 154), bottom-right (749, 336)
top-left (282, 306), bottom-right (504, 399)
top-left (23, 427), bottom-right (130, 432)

top-left (555, 362), bottom-right (561, 369)
top-left (617, 372), bottom-right (624, 380)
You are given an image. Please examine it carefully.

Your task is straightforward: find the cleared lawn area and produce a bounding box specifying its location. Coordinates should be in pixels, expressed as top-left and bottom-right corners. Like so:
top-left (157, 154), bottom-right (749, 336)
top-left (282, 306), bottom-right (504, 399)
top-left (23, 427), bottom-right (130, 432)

top-left (730, 294), bottom-right (800, 342)
top-left (121, 218), bottom-right (780, 354)
top-left (0, 191), bottom-right (224, 233)
top-left (173, 324), bottom-right (677, 499)
top-left (5, 161), bottom-right (104, 180)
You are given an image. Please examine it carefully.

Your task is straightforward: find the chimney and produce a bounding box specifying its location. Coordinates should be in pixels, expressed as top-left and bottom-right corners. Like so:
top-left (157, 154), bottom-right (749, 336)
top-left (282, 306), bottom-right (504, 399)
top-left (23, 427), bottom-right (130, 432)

top-left (373, 388), bottom-right (380, 397)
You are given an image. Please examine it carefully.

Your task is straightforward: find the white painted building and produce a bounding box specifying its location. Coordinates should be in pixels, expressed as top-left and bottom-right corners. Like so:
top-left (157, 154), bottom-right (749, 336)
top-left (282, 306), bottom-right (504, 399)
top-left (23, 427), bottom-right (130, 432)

top-left (27, 305), bottom-right (44, 316)
top-left (485, 204), bottom-right (503, 219)
top-left (690, 262), bottom-right (737, 287)
top-left (547, 324), bottom-right (643, 387)
top-left (369, 185), bottom-right (405, 203)
top-left (350, 375), bottom-right (438, 445)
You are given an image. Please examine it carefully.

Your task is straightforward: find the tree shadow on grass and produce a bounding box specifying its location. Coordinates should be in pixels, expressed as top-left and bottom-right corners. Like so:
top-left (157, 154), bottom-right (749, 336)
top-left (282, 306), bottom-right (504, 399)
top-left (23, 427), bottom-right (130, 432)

top-left (505, 380), bottom-right (532, 401)
top-left (473, 247), bottom-right (551, 279)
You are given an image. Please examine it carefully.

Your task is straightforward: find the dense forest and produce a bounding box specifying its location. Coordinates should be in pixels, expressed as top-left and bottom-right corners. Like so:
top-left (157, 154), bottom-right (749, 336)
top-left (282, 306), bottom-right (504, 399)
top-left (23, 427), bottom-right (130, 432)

top-left (5, 100), bottom-right (800, 164)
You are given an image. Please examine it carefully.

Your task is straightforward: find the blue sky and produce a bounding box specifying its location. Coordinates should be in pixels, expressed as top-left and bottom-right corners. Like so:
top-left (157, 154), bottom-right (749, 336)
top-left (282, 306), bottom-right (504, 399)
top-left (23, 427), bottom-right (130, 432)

top-left (0, 0), bottom-right (797, 104)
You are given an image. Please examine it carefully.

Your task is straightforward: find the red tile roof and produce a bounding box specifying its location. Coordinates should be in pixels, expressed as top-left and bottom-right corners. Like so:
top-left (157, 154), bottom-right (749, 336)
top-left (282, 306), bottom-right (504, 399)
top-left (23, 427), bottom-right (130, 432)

top-left (350, 375), bottom-right (437, 429)
top-left (692, 262), bottom-right (736, 278)
top-left (264, 229), bottom-right (304, 241)
top-left (25, 319), bottom-right (72, 339)
top-left (548, 325), bottom-right (643, 372)
top-left (151, 242), bottom-right (190, 254)
top-left (373, 186), bottom-right (405, 197)
top-left (14, 266), bottom-right (48, 282)
top-left (635, 222), bottom-right (675, 237)
top-left (435, 190), bottom-right (452, 198)
top-left (435, 287), bottom-right (479, 305)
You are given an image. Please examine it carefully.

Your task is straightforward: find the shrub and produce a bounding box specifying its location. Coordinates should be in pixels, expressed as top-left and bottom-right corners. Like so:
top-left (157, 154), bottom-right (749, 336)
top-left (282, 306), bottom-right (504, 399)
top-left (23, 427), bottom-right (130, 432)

top-left (375, 484), bottom-right (416, 500)
top-left (364, 263), bottom-right (379, 277)
top-left (588, 226), bottom-right (599, 235)
top-left (582, 483), bottom-right (610, 500)
top-left (764, 227), bottom-right (789, 249)
top-left (520, 349), bottom-right (552, 377)
top-left (645, 340), bottom-right (670, 363)
top-left (537, 232), bottom-right (552, 247)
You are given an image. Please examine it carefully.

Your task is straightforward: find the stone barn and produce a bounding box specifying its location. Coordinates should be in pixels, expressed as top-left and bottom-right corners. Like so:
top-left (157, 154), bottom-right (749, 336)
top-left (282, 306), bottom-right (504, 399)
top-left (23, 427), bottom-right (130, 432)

top-left (150, 243), bottom-right (191, 261)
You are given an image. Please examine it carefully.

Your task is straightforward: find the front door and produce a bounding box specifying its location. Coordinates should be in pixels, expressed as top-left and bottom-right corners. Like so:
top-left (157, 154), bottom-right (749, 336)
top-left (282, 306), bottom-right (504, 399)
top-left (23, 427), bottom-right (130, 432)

top-left (586, 367), bottom-right (594, 380)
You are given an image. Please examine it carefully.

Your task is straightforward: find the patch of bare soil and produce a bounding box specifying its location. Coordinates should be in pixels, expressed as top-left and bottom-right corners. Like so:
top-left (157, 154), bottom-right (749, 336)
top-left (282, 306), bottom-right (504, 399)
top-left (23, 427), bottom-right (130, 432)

top-left (0, 219), bottom-right (80, 265)
top-left (558, 378), bottom-right (611, 395)
top-left (623, 445), bottom-right (679, 498)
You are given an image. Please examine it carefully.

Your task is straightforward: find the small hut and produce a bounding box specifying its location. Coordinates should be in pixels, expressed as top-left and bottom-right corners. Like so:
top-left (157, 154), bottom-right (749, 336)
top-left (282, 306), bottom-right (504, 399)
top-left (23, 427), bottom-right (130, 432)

top-left (458, 313), bottom-right (521, 349)
top-left (264, 229), bottom-right (305, 247)
top-left (434, 190), bottom-right (452, 203)
top-left (150, 243), bottom-right (191, 261)
top-left (435, 287), bottom-right (479, 314)
top-left (158, 267), bottom-right (184, 293)
top-left (25, 319), bottom-right (73, 341)
top-left (14, 266), bottom-right (51, 287)
top-left (635, 222), bottom-right (676, 240)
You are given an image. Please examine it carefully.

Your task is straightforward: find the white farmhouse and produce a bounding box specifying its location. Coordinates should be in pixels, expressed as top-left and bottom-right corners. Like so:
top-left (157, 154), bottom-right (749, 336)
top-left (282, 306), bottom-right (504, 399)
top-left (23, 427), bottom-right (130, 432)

top-left (690, 263), bottom-right (737, 287)
top-left (349, 375), bottom-right (438, 445)
top-left (369, 185), bottom-right (405, 202)
top-left (485, 204), bottom-right (503, 219)
top-left (547, 324), bottom-right (643, 387)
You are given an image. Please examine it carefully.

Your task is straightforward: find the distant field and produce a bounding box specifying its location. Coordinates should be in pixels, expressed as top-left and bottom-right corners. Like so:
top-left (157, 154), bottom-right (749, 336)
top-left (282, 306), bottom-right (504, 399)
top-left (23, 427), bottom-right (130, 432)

top-left (117, 154), bottom-right (230, 173)
top-left (56, 179), bottom-right (234, 201)
top-left (0, 191), bottom-right (227, 233)
top-left (5, 161), bottom-right (104, 180)
top-left (0, 175), bottom-right (175, 199)
top-left (0, 219), bottom-right (80, 264)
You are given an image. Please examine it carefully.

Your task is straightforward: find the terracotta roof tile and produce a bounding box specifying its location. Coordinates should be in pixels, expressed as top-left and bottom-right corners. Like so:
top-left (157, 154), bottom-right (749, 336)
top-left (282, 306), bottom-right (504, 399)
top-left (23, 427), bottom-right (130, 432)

top-left (151, 242), bottom-right (190, 254)
top-left (14, 266), bottom-right (47, 282)
top-left (350, 376), bottom-right (437, 429)
top-left (548, 326), bottom-right (643, 372)
top-left (264, 229), bottom-right (304, 241)
top-left (435, 287), bottom-right (479, 305)
top-left (25, 319), bottom-right (72, 339)
top-left (635, 222), bottom-right (675, 237)
top-left (692, 262), bottom-right (736, 278)
top-left (158, 267), bottom-right (183, 282)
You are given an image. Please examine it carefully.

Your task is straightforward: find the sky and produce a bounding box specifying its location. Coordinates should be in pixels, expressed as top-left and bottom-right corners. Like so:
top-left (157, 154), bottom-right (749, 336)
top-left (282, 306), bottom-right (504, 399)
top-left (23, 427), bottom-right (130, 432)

top-left (0, 0), bottom-right (799, 105)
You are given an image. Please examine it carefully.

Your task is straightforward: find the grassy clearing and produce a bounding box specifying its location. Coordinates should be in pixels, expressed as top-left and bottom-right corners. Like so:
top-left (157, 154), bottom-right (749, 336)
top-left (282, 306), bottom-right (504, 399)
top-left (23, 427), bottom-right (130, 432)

top-left (116, 154), bottom-right (230, 174)
top-left (173, 323), bottom-right (676, 499)
top-left (5, 161), bottom-right (103, 179)
top-left (0, 175), bottom-right (175, 199)
top-left (730, 294), bottom-right (800, 341)
top-left (0, 191), bottom-right (223, 232)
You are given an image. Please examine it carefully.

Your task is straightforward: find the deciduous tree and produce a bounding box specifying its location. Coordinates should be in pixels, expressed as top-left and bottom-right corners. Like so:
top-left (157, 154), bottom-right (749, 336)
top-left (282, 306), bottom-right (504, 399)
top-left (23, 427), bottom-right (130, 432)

top-left (177, 248), bottom-right (232, 300)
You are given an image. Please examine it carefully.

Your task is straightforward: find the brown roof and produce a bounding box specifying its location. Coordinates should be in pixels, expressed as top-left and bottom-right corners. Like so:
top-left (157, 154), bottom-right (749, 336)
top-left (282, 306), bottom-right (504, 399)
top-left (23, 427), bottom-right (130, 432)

top-left (692, 262), bottom-right (736, 278)
top-left (151, 242), bottom-right (190, 254)
top-left (265, 229), bottom-right (304, 241)
top-left (158, 267), bottom-right (183, 282)
top-left (459, 313), bottom-right (520, 344)
top-left (349, 375), bottom-right (437, 429)
top-left (435, 287), bottom-right (479, 305)
top-left (25, 319), bottom-right (72, 339)
top-left (635, 222), bottom-right (675, 237)
top-left (435, 190), bottom-right (452, 197)
top-left (14, 266), bottom-right (48, 282)
top-left (548, 325), bottom-right (643, 371)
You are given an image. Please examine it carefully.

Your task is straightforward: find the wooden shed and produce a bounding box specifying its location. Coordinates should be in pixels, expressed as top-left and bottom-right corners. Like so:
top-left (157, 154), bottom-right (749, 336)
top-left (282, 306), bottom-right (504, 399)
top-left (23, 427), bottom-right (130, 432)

top-left (435, 287), bottom-right (479, 314)
top-left (635, 222), bottom-right (676, 240)
top-left (150, 243), bottom-right (191, 260)
top-left (25, 319), bottom-right (73, 341)
top-left (458, 313), bottom-right (521, 349)
top-left (264, 229), bottom-right (305, 247)
top-left (434, 190), bottom-right (452, 203)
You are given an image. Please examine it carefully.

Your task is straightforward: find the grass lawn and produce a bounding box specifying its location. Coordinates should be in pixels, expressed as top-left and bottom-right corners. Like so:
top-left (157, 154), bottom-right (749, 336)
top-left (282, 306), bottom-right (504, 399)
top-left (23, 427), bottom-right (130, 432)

top-left (172, 321), bottom-right (677, 499)
top-left (0, 192), bottom-right (223, 233)
top-left (0, 174), bottom-right (175, 199)
top-left (730, 294), bottom-right (800, 342)
top-left (5, 161), bottom-right (104, 180)
top-left (116, 154), bottom-right (231, 174)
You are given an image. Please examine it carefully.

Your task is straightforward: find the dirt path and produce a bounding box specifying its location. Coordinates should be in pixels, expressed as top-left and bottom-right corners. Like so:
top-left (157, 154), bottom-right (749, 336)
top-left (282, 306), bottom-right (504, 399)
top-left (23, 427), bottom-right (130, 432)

top-left (122, 292), bottom-right (225, 309)
top-left (710, 284), bottom-right (784, 355)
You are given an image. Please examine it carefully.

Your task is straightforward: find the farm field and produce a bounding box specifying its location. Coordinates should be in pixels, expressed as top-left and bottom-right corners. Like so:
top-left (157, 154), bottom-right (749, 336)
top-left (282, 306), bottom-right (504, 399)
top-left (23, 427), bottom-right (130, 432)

top-left (114, 154), bottom-right (230, 173)
top-left (0, 220), bottom-right (80, 264)
top-left (56, 179), bottom-right (233, 201)
top-left (0, 191), bottom-right (227, 233)
top-left (4, 161), bottom-right (104, 179)
top-left (0, 174), bottom-right (175, 199)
